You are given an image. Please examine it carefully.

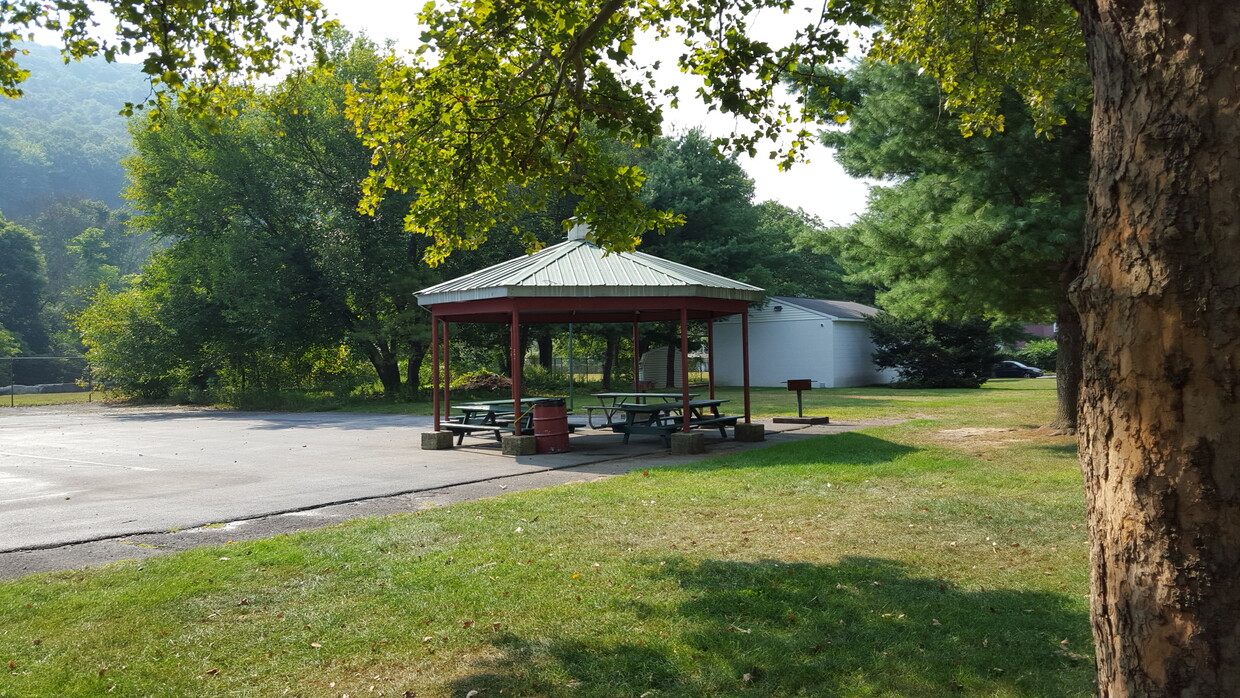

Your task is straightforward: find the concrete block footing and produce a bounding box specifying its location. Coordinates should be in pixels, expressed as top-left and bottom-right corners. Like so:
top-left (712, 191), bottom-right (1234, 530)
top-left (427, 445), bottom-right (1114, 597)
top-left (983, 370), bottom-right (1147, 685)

top-left (421, 431), bottom-right (454, 450)
top-left (670, 431), bottom-right (706, 455)
top-left (734, 423), bottom-right (766, 442)
top-left (502, 435), bottom-right (537, 456)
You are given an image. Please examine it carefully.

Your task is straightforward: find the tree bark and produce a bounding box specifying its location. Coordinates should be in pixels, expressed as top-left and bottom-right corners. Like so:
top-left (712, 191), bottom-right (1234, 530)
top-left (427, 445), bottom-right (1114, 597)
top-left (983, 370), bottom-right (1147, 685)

top-left (406, 340), bottom-right (427, 393)
top-left (663, 342), bottom-right (677, 388)
top-left (361, 343), bottom-right (402, 395)
top-left (536, 332), bottom-right (553, 369)
top-left (601, 335), bottom-right (621, 390)
top-left (1069, 1), bottom-right (1240, 693)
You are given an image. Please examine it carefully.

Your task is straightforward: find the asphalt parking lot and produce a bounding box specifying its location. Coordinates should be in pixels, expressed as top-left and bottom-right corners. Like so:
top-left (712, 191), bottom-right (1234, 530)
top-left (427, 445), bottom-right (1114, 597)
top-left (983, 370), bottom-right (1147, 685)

top-left (0, 404), bottom-right (884, 577)
top-left (0, 405), bottom-right (656, 551)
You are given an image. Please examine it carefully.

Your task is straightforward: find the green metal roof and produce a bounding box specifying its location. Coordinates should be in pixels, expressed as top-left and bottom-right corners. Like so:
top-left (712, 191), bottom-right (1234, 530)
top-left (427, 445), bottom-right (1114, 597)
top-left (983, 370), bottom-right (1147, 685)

top-left (415, 237), bottom-right (766, 307)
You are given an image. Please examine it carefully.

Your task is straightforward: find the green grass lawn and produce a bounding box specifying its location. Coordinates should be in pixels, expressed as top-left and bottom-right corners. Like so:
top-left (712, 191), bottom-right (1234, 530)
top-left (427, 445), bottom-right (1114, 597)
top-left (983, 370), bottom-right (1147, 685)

top-left (0, 379), bottom-right (1094, 696)
top-left (0, 391), bottom-right (104, 408)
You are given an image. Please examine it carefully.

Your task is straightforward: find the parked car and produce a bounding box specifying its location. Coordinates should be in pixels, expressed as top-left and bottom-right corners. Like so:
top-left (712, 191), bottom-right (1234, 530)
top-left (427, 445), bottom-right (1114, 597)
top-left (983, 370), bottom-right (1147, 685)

top-left (993, 360), bottom-right (1044, 378)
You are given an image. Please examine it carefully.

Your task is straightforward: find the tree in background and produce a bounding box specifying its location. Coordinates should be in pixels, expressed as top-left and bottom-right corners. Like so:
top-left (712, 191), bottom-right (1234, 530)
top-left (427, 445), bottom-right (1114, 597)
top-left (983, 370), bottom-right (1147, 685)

top-left (116, 33), bottom-right (438, 395)
top-left (867, 313), bottom-right (1001, 388)
top-left (798, 61), bottom-right (1089, 431)
top-left (632, 131), bottom-right (865, 384)
top-left (0, 44), bottom-right (145, 217)
top-left (0, 213), bottom-right (50, 354)
top-left (20, 197), bottom-right (152, 352)
top-left (636, 130), bottom-right (861, 300)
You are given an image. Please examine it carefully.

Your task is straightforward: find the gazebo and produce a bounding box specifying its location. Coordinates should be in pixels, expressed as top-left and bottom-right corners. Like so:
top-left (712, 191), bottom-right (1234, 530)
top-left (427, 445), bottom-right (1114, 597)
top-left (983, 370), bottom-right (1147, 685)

top-left (415, 224), bottom-right (765, 450)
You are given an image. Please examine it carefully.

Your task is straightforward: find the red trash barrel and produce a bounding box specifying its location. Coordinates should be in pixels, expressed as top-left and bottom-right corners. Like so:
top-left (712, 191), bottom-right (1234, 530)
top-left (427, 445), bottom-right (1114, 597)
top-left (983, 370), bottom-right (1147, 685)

top-left (532, 398), bottom-right (570, 454)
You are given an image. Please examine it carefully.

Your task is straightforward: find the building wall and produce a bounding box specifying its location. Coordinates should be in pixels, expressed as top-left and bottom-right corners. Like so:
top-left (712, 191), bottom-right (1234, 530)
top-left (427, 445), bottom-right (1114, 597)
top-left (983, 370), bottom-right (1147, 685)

top-left (711, 301), bottom-right (830, 386)
top-left (831, 320), bottom-right (891, 386)
top-left (638, 346), bottom-right (679, 387)
top-left (712, 303), bottom-right (891, 388)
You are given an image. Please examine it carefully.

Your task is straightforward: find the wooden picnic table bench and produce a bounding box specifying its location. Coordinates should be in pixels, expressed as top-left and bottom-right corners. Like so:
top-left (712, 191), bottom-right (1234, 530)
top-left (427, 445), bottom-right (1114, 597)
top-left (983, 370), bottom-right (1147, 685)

top-left (585, 392), bottom-right (699, 428)
top-left (443, 398), bottom-right (583, 445)
top-left (439, 422), bottom-right (510, 444)
top-left (611, 398), bottom-right (736, 445)
top-left (688, 414), bottom-right (741, 438)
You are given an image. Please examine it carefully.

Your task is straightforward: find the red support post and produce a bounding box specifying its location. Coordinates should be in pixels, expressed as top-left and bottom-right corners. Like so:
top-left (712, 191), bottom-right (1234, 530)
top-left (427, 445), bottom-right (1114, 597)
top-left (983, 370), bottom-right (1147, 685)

top-left (511, 310), bottom-right (522, 436)
top-left (680, 306), bottom-right (691, 432)
top-left (741, 309), bottom-right (751, 424)
top-left (443, 320), bottom-right (452, 421)
top-left (432, 312), bottom-right (440, 430)
top-left (707, 317), bottom-right (716, 400)
top-left (631, 319), bottom-right (640, 391)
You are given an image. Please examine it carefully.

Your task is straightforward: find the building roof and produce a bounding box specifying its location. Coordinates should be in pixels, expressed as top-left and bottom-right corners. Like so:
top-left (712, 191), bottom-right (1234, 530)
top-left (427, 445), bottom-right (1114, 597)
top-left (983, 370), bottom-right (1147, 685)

top-left (416, 238), bottom-right (766, 307)
top-left (772, 296), bottom-right (881, 321)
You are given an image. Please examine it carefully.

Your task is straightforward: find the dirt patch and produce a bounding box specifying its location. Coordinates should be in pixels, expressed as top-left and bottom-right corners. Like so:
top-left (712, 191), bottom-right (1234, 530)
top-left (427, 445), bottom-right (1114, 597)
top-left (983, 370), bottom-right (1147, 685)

top-left (937, 427), bottom-right (1018, 440)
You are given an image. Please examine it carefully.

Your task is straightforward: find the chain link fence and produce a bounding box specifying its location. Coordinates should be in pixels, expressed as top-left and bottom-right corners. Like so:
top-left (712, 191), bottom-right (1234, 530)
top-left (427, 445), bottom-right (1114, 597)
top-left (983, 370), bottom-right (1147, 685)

top-left (0, 356), bottom-right (94, 407)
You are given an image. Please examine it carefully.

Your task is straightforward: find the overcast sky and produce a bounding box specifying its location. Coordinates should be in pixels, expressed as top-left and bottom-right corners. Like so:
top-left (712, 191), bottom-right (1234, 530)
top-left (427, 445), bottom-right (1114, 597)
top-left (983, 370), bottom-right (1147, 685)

top-left (319, 0), bottom-right (874, 227)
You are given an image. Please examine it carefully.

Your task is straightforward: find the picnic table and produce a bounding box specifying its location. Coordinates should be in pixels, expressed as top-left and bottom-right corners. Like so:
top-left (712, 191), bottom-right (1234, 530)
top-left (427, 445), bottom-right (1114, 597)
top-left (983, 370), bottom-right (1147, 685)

top-left (441, 398), bottom-right (548, 444)
top-left (612, 398), bottom-right (739, 446)
top-left (584, 392), bottom-right (699, 428)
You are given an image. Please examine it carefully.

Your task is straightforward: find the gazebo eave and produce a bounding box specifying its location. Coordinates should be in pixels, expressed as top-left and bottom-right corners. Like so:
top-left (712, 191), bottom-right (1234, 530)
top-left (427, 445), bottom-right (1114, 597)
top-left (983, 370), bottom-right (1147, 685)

top-left (417, 285), bottom-right (764, 308)
top-left (425, 294), bottom-right (754, 324)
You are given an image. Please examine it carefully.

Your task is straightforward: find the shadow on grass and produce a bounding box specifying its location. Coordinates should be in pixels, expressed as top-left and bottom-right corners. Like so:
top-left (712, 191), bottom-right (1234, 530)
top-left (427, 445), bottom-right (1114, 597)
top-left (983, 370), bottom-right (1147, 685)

top-left (1029, 442), bottom-right (1081, 458)
top-left (451, 556), bottom-right (1094, 697)
top-left (680, 432), bottom-right (924, 472)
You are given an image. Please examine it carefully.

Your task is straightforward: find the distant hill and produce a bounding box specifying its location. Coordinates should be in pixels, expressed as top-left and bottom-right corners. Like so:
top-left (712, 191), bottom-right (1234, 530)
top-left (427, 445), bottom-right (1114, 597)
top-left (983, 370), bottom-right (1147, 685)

top-left (0, 43), bottom-right (147, 218)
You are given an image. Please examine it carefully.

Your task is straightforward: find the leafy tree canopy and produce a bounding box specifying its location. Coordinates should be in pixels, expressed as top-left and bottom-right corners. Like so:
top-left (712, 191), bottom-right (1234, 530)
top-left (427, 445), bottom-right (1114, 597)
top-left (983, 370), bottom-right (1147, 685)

top-left (339, 0), bottom-right (1086, 262)
top-left (1, 0), bottom-right (334, 118)
top-left (345, 0), bottom-right (874, 263)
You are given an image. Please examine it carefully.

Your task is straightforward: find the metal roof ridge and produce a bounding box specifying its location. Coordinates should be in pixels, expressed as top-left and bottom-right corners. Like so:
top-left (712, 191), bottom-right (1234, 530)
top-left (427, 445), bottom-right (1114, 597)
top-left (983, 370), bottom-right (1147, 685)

top-left (416, 240), bottom-right (575, 294)
top-left (772, 296), bottom-right (842, 320)
top-left (503, 239), bottom-right (582, 287)
top-left (630, 249), bottom-right (764, 290)
top-left (771, 296), bottom-right (879, 320)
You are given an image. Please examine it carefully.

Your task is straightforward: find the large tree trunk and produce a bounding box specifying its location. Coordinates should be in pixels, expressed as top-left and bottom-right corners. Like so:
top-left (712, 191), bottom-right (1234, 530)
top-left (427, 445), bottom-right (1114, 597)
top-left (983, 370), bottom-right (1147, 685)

top-left (406, 340), bottom-right (427, 393)
top-left (536, 332), bottom-right (553, 370)
top-left (1069, 1), bottom-right (1240, 693)
top-left (601, 335), bottom-right (621, 390)
top-left (361, 343), bottom-right (402, 395)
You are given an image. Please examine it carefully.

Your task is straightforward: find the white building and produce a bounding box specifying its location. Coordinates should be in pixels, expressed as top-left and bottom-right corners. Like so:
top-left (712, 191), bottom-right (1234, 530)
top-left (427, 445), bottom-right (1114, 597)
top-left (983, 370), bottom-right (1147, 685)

top-left (713, 296), bottom-right (894, 388)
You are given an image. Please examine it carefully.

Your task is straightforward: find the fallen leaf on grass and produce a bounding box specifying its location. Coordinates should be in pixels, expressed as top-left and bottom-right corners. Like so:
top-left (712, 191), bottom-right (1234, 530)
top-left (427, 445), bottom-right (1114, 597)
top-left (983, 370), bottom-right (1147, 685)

top-left (205, 668), bottom-right (220, 676)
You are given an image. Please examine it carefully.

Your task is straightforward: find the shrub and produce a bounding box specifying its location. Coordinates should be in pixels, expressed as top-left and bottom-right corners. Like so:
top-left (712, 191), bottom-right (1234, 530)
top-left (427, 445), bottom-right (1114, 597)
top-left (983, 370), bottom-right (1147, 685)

top-left (1014, 338), bottom-right (1058, 371)
top-left (867, 313), bottom-right (1002, 389)
top-left (450, 370), bottom-right (512, 391)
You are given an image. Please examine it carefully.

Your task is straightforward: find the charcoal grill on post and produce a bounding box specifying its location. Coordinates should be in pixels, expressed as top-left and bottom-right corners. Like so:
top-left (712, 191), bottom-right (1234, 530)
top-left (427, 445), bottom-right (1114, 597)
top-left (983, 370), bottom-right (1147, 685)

top-left (772, 379), bottom-right (830, 425)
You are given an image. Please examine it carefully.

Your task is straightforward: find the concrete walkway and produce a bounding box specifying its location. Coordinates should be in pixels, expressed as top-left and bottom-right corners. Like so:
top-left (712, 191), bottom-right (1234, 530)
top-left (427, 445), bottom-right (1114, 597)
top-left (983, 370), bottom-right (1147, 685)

top-left (0, 404), bottom-right (890, 578)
